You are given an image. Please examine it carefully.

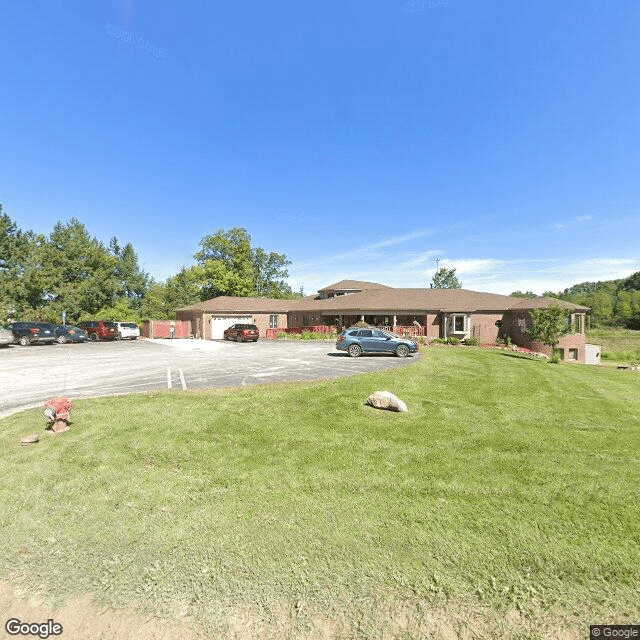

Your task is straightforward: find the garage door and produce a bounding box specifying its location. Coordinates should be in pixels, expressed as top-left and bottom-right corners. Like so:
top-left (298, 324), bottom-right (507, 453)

top-left (210, 316), bottom-right (253, 340)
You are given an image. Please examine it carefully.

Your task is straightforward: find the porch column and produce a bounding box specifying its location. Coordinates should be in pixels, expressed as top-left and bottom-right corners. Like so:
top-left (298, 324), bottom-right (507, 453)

top-left (338, 314), bottom-right (342, 327)
top-left (443, 313), bottom-right (447, 338)
top-left (393, 314), bottom-right (397, 327)
top-left (361, 314), bottom-right (365, 323)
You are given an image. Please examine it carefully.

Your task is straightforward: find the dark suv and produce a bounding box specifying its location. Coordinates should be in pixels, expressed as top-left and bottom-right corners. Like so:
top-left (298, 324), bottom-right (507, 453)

top-left (77, 320), bottom-right (119, 341)
top-left (223, 324), bottom-right (259, 342)
top-left (10, 322), bottom-right (57, 346)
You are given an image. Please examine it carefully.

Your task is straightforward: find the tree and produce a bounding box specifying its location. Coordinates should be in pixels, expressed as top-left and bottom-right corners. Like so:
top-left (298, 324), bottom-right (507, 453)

top-left (140, 267), bottom-right (202, 320)
top-left (510, 291), bottom-right (537, 298)
top-left (431, 267), bottom-right (461, 289)
top-left (527, 304), bottom-right (571, 362)
top-left (41, 219), bottom-right (121, 322)
top-left (193, 227), bottom-right (293, 299)
top-left (110, 237), bottom-right (152, 309)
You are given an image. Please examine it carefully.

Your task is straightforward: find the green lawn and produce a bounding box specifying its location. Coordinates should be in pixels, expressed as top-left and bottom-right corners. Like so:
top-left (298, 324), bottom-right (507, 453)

top-left (1, 348), bottom-right (639, 639)
top-left (588, 326), bottom-right (640, 363)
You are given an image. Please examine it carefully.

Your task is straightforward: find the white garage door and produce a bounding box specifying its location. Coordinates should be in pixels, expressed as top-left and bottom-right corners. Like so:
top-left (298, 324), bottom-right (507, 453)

top-left (210, 316), bottom-right (253, 340)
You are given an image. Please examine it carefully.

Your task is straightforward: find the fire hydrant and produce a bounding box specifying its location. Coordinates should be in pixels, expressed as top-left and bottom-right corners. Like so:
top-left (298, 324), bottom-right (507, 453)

top-left (44, 396), bottom-right (73, 433)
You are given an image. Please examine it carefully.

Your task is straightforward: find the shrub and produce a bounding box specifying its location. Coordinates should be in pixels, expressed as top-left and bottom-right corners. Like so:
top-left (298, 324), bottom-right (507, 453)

top-left (277, 332), bottom-right (289, 339)
top-left (464, 337), bottom-right (479, 346)
top-left (447, 337), bottom-right (461, 346)
top-left (354, 321), bottom-right (371, 328)
top-left (430, 337), bottom-right (447, 344)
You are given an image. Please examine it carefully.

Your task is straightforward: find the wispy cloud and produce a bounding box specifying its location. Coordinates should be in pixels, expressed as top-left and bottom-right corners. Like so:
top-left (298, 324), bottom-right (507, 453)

top-left (575, 215), bottom-right (592, 221)
top-left (554, 223), bottom-right (568, 229)
top-left (295, 230), bottom-right (432, 270)
top-left (289, 256), bottom-right (640, 296)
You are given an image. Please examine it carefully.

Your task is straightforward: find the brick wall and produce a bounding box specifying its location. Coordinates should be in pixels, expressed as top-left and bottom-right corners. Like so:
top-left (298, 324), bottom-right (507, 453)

top-left (251, 313), bottom-right (288, 337)
top-left (503, 311), bottom-right (587, 362)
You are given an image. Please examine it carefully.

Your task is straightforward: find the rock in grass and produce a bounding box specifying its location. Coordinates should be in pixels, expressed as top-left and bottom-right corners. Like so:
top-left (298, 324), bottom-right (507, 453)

top-left (367, 391), bottom-right (408, 412)
top-left (20, 434), bottom-right (39, 446)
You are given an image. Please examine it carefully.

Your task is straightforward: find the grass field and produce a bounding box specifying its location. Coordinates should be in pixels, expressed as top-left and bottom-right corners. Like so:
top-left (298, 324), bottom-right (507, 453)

top-left (1, 348), bottom-right (639, 639)
top-left (588, 327), bottom-right (640, 363)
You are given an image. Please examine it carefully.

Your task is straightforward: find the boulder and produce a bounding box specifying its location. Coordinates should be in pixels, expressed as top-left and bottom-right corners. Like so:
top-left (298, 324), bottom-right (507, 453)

top-left (367, 391), bottom-right (408, 412)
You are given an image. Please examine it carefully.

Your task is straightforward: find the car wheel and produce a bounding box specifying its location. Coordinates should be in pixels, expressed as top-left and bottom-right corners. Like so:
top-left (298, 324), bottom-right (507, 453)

top-left (348, 343), bottom-right (362, 358)
top-left (19, 335), bottom-right (30, 346)
top-left (396, 344), bottom-right (410, 358)
top-left (57, 335), bottom-right (67, 344)
top-left (89, 333), bottom-right (99, 342)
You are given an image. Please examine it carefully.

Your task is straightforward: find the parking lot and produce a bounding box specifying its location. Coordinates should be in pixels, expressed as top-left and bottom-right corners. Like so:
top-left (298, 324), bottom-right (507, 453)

top-left (0, 338), bottom-right (419, 417)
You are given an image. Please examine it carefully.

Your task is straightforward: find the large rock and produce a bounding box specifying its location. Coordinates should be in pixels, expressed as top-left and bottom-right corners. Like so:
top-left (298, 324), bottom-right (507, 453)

top-left (367, 391), bottom-right (408, 412)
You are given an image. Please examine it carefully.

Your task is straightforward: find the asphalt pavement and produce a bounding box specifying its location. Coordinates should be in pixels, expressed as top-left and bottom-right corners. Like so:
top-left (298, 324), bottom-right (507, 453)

top-left (0, 338), bottom-right (419, 418)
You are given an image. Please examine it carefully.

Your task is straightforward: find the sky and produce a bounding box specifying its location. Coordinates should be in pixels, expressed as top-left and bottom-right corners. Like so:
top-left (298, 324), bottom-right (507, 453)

top-left (1, 0), bottom-right (639, 296)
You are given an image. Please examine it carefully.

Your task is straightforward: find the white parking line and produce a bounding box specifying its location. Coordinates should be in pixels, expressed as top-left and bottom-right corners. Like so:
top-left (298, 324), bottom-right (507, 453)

top-left (179, 368), bottom-right (187, 391)
top-left (167, 367), bottom-right (172, 389)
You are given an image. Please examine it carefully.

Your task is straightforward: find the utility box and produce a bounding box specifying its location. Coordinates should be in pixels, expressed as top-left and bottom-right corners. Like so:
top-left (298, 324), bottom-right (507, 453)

top-left (585, 343), bottom-right (602, 365)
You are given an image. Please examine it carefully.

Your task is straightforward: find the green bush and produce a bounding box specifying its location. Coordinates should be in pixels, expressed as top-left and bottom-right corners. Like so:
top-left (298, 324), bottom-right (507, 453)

top-left (277, 332), bottom-right (289, 339)
top-left (430, 337), bottom-right (447, 344)
top-left (447, 337), bottom-right (461, 346)
top-left (464, 337), bottom-right (479, 346)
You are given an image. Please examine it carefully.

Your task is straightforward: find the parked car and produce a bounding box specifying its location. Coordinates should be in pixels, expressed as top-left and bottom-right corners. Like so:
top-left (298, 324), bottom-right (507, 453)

top-left (336, 327), bottom-right (418, 358)
top-left (9, 321), bottom-right (57, 346)
top-left (114, 322), bottom-right (140, 340)
top-left (54, 324), bottom-right (87, 344)
top-left (223, 323), bottom-right (259, 342)
top-left (0, 324), bottom-right (16, 347)
top-left (77, 320), bottom-right (119, 341)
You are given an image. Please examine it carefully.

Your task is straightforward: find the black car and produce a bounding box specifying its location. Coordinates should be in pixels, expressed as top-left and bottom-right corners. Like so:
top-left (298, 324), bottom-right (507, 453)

top-left (10, 322), bottom-right (57, 346)
top-left (54, 324), bottom-right (88, 344)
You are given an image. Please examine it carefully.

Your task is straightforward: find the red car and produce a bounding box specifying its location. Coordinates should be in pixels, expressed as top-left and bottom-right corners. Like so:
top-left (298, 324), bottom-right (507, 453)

top-left (77, 320), bottom-right (119, 341)
top-left (223, 323), bottom-right (259, 342)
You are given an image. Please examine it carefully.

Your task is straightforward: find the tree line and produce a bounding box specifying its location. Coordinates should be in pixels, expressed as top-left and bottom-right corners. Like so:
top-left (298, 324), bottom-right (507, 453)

top-left (0, 205), bottom-right (300, 325)
top-left (510, 273), bottom-right (640, 329)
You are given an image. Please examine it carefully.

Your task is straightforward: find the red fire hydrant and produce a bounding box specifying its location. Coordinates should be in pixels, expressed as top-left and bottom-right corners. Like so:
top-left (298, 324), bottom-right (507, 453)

top-left (44, 396), bottom-right (73, 433)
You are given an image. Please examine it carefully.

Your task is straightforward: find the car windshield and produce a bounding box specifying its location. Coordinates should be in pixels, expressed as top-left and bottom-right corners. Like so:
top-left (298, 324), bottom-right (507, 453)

top-left (105, 322), bottom-right (118, 328)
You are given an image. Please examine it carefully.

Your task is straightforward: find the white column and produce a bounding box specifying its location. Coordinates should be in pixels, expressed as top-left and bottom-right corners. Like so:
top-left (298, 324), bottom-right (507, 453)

top-left (393, 315), bottom-right (397, 327)
top-left (361, 314), bottom-right (365, 323)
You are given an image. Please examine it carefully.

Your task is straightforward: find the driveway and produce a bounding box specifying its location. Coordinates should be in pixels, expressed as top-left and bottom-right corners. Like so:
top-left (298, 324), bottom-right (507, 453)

top-left (0, 338), bottom-right (419, 417)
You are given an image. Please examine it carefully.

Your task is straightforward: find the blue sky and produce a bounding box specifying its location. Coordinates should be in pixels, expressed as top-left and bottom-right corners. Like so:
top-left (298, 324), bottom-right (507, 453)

top-left (1, 0), bottom-right (639, 295)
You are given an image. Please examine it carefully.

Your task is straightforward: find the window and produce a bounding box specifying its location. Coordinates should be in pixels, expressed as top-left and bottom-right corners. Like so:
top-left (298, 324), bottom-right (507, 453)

top-left (269, 314), bottom-right (278, 329)
top-left (517, 316), bottom-right (527, 331)
top-left (574, 315), bottom-right (583, 333)
top-left (358, 329), bottom-right (373, 337)
top-left (449, 314), bottom-right (469, 333)
top-left (568, 348), bottom-right (578, 360)
top-left (302, 315), bottom-right (309, 326)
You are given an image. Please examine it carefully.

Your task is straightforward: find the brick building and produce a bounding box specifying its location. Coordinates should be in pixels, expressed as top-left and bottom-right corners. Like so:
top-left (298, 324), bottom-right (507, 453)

top-left (175, 279), bottom-right (596, 363)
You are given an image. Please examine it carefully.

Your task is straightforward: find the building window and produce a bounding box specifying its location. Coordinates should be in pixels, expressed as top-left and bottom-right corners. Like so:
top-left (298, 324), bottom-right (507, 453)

top-left (302, 315), bottom-right (309, 327)
top-left (269, 315), bottom-right (278, 329)
top-left (574, 315), bottom-right (583, 334)
top-left (449, 314), bottom-right (469, 333)
top-left (517, 316), bottom-right (527, 331)
top-left (568, 348), bottom-right (578, 361)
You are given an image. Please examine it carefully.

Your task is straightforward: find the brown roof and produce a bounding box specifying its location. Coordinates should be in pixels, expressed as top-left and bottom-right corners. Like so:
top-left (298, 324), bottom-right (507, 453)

top-left (508, 296), bottom-right (588, 311)
top-left (177, 288), bottom-right (588, 315)
top-left (317, 279), bottom-right (393, 292)
top-left (290, 288), bottom-right (587, 313)
top-left (177, 296), bottom-right (292, 313)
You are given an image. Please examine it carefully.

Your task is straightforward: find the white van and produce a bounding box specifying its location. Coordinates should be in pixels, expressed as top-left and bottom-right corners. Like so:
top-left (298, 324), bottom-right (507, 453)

top-left (114, 322), bottom-right (140, 340)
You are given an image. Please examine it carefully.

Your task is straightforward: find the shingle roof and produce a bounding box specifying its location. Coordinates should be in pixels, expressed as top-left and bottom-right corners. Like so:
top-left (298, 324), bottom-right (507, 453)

top-left (508, 296), bottom-right (588, 311)
top-left (177, 296), bottom-right (292, 313)
top-left (290, 288), bottom-right (587, 313)
top-left (177, 288), bottom-right (588, 315)
top-left (317, 279), bottom-right (393, 292)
